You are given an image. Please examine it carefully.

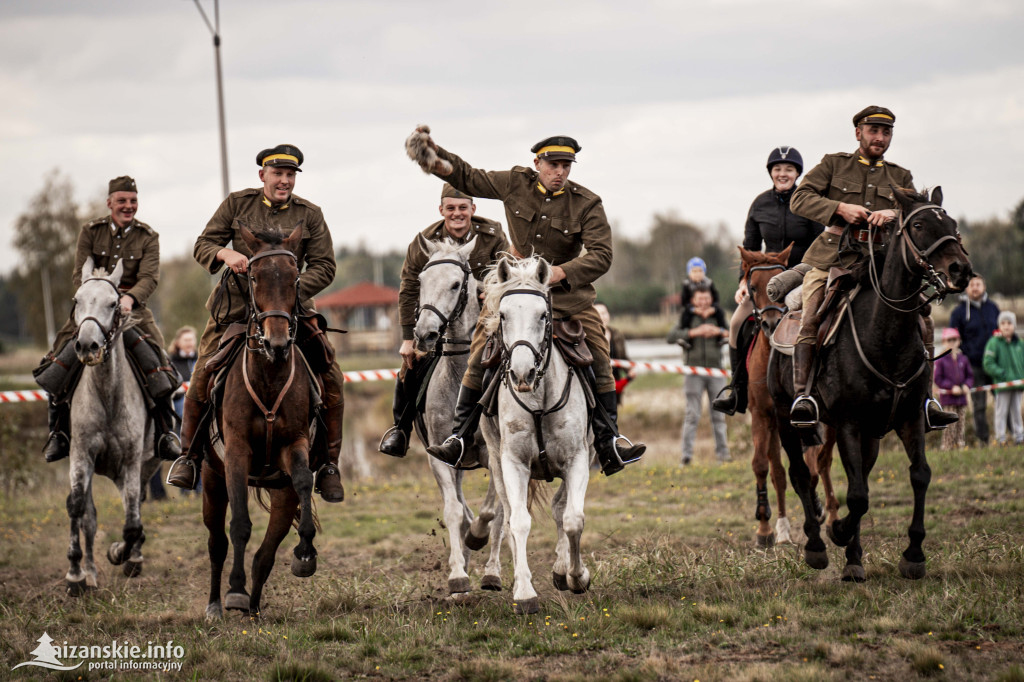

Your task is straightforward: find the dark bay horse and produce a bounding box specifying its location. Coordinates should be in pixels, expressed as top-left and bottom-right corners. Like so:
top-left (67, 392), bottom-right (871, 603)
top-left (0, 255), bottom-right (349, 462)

top-left (741, 246), bottom-right (837, 547)
top-left (203, 223), bottom-right (324, 619)
top-left (768, 187), bottom-right (971, 581)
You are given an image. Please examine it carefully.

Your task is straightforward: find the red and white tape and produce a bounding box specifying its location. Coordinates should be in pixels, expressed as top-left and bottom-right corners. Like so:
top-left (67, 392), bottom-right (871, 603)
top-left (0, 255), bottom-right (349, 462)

top-left (610, 358), bottom-right (730, 378)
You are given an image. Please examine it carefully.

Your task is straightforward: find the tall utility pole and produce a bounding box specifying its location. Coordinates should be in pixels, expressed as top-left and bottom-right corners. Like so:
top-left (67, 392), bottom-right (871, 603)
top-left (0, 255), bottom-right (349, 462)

top-left (192, 0), bottom-right (230, 198)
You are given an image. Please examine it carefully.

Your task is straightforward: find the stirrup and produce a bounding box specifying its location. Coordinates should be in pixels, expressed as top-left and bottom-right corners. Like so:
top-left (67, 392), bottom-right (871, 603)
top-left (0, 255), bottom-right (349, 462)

top-left (613, 435), bottom-right (644, 464)
top-left (378, 426), bottom-right (409, 458)
top-left (166, 457), bottom-right (198, 490)
top-left (924, 398), bottom-right (954, 431)
top-left (711, 386), bottom-right (738, 415)
top-left (790, 395), bottom-right (819, 428)
top-left (427, 435), bottom-right (464, 469)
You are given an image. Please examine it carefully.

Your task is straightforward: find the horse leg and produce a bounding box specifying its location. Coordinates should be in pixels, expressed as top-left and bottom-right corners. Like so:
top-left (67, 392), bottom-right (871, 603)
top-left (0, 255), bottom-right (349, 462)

top-left (813, 427), bottom-right (839, 526)
top-left (501, 455), bottom-right (538, 614)
top-left (81, 481), bottom-right (99, 587)
top-left (830, 427), bottom-right (877, 581)
top-left (224, 454), bottom-right (252, 612)
top-left (780, 425), bottom-right (827, 569)
top-left (896, 418), bottom-right (930, 580)
top-left (767, 425), bottom-right (793, 544)
top-left (65, 457), bottom-right (93, 594)
top-left (562, 455), bottom-right (591, 594)
top-left (551, 483), bottom-right (570, 591)
top-left (477, 474), bottom-right (504, 591)
top-left (112, 458), bottom-right (145, 578)
top-left (250, 488), bottom-right (300, 617)
top-left (287, 446), bottom-right (318, 581)
top-left (750, 413), bottom-right (775, 547)
top-left (429, 458), bottom-right (472, 595)
top-left (202, 464), bottom-right (229, 621)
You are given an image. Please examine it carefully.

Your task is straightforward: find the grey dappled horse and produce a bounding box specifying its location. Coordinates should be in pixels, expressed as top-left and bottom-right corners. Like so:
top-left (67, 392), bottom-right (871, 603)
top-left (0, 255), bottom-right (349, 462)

top-left (414, 237), bottom-right (505, 594)
top-left (64, 258), bottom-right (161, 594)
top-left (479, 256), bottom-right (592, 614)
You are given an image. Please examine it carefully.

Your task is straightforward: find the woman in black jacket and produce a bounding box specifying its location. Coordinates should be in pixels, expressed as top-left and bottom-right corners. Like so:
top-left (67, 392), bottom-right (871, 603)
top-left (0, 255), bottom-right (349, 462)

top-left (713, 146), bottom-right (824, 415)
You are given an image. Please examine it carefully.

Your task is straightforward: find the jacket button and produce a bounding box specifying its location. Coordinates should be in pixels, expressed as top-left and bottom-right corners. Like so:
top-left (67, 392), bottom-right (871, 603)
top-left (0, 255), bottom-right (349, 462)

top-left (515, 210), bottom-right (520, 215)
top-left (865, 202), bottom-right (872, 207)
top-left (868, 184), bottom-right (874, 189)
top-left (541, 215), bottom-right (547, 219)
top-left (536, 234), bottom-right (542, 238)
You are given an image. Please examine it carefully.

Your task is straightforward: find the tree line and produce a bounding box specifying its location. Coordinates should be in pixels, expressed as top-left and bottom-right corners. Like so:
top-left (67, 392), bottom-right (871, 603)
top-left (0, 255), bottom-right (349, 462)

top-left (2, 171), bottom-right (1022, 349)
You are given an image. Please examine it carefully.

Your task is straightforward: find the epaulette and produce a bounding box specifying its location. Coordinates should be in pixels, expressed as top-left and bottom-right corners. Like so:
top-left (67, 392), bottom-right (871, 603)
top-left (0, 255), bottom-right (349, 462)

top-left (472, 217), bottom-right (501, 237)
top-left (132, 220), bottom-right (156, 236)
top-left (568, 182), bottom-right (598, 200)
top-left (84, 216), bottom-right (111, 229)
top-left (882, 159), bottom-right (908, 171)
top-left (288, 193), bottom-right (322, 211)
top-left (832, 152), bottom-right (855, 159)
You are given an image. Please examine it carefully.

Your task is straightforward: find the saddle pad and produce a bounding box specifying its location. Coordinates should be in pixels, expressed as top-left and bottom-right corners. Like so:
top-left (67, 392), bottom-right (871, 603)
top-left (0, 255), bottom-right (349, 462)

top-left (770, 286), bottom-right (861, 356)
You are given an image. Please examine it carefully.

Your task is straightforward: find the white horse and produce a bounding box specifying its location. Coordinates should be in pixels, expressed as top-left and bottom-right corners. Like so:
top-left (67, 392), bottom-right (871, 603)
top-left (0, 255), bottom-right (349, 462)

top-left (479, 256), bottom-right (592, 614)
top-left (413, 237), bottom-right (505, 595)
top-left (64, 258), bottom-right (161, 594)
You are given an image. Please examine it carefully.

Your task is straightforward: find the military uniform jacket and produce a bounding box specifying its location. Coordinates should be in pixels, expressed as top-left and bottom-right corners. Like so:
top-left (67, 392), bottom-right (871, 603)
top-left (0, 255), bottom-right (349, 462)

top-left (792, 152), bottom-right (914, 270)
top-left (193, 188), bottom-right (336, 319)
top-left (74, 216), bottom-right (160, 307)
top-left (398, 217), bottom-right (508, 339)
top-left (435, 147), bottom-right (613, 316)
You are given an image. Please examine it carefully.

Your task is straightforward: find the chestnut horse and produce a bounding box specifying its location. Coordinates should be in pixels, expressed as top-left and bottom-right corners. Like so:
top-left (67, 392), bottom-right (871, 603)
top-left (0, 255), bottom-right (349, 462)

top-left (202, 223), bottom-right (325, 619)
top-left (740, 246), bottom-right (838, 547)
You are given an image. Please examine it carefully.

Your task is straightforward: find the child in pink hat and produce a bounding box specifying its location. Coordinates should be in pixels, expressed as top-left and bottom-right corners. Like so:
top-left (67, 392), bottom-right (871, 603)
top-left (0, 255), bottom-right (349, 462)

top-left (934, 327), bottom-right (974, 450)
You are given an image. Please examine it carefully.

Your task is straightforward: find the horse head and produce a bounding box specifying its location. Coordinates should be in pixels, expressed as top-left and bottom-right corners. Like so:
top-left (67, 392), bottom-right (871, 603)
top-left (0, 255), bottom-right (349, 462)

top-left (739, 244), bottom-right (791, 335)
top-left (413, 235), bottom-right (477, 354)
top-left (73, 257), bottom-right (126, 365)
top-left (892, 186), bottom-right (972, 295)
top-left (239, 221), bottom-right (302, 363)
top-left (485, 255), bottom-right (552, 393)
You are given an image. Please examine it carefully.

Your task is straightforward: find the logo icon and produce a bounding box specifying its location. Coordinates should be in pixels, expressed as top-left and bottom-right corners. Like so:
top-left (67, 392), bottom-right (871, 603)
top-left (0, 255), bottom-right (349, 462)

top-left (12, 633), bottom-right (83, 672)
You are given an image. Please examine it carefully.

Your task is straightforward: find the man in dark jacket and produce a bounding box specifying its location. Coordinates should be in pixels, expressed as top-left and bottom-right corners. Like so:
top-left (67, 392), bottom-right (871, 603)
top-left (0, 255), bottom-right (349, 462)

top-left (950, 273), bottom-right (1000, 445)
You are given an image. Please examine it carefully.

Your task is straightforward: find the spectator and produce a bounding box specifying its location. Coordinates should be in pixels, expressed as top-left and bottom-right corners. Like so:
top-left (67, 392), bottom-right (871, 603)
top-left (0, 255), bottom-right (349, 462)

top-left (669, 285), bottom-right (730, 465)
top-left (982, 311), bottom-right (1024, 446)
top-left (680, 257), bottom-right (720, 309)
top-left (933, 328), bottom-right (973, 450)
top-left (595, 302), bottom-right (637, 405)
top-left (168, 326), bottom-right (198, 417)
top-left (950, 273), bottom-right (1001, 445)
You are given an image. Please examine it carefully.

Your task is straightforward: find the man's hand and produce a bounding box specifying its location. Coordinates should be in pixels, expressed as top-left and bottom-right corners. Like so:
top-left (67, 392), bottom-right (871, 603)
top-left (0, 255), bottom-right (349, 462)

top-left (735, 279), bottom-right (748, 305)
top-left (835, 202), bottom-right (871, 225)
top-left (549, 265), bottom-right (567, 284)
top-left (866, 208), bottom-right (897, 227)
top-left (406, 125), bottom-right (451, 175)
top-left (951, 385), bottom-right (962, 396)
top-left (119, 294), bottom-right (133, 315)
top-left (218, 248), bottom-right (249, 274)
top-left (399, 339), bottom-right (416, 371)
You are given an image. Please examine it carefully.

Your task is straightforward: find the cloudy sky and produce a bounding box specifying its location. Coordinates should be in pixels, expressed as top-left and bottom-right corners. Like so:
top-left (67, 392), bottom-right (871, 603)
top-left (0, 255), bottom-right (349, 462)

top-left (2, 0), bottom-right (1022, 277)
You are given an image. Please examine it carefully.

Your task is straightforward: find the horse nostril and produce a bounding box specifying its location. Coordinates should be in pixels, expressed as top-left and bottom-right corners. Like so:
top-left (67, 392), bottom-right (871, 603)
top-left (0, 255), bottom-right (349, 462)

top-left (525, 369), bottom-right (536, 386)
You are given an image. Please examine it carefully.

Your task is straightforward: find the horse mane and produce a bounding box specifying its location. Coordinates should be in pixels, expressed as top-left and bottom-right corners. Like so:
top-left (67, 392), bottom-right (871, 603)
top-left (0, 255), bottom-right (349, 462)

top-left (480, 255), bottom-right (548, 335)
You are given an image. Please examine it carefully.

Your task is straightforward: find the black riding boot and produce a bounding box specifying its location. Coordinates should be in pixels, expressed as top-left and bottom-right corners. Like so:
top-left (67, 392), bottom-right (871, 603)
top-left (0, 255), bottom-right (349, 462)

top-left (712, 345), bottom-right (748, 415)
top-left (167, 397), bottom-right (206, 490)
top-left (790, 343), bottom-right (818, 428)
top-left (426, 386), bottom-right (483, 468)
top-left (42, 397), bottom-right (70, 463)
top-left (379, 374), bottom-right (416, 457)
top-left (593, 390), bottom-right (646, 476)
top-left (155, 394), bottom-right (182, 461)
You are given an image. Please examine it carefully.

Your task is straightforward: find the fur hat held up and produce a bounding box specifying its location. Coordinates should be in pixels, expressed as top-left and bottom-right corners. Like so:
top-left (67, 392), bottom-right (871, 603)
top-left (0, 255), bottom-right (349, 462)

top-left (405, 125), bottom-right (453, 175)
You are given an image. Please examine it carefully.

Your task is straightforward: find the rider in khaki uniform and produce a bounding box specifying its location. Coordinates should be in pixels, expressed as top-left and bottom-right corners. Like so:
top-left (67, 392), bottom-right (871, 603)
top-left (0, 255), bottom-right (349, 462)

top-left (40, 176), bottom-right (182, 463)
top-left (378, 184), bottom-right (508, 457)
top-left (788, 106), bottom-right (958, 429)
top-left (166, 144), bottom-right (345, 502)
top-left (408, 128), bottom-right (645, 475)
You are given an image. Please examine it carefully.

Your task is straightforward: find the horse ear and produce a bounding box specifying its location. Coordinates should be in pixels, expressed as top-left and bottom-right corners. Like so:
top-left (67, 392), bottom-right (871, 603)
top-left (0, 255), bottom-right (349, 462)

top-left (110, 258), bottom-right (125, 285)
top-left (891, 185), bottom-right (915, 214)
top-left (81, 256), bottom-right (95, 281)
top-left (238, 220), bottom-right (259, 252)
top-left (282, 221), bottom-right (303, 252)
top-left (456, 235), bottom-right (477, 260)
top-left (536, 257), bottom-right (552, 286)
top-left (778, 242), bottom-right (794, 265)
top-left (929, 186), bottom-right (944, 207)
top-left (497, 256), bottom-right (513, 283)
top-left (417, 233), bottom-right (439, 257)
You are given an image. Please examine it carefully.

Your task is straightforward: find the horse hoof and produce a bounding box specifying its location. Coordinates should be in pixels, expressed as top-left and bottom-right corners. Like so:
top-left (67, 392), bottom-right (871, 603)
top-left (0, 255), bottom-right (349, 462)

top-left (552, 572), bottom-right (569, 591)
top-left (205, 602), bottom-right (223, 622)
top-left (224, 592), bottom-right (250, 611)
top-left (569, 573), bottom-right (591, 594)
top-left (513, 598), bottom-right (539, 615)
top-left (826, 521), bottom-right (850, 547)
top-left (66, 579), bottom-right (93, 597)
top-left (106, 541), bottom-right (126, 566)
top-left (480, 575), bottom-right (502, 591)
top-left (448, 577), bottom-right (471, 594)
top-left (464, 532), bottom-right (489, 552)
top-left (291, 554), bottom-right (317, 578)
top-left (756, 532), bottom-right (776, 549)
top-left (841, 564), bottom-right (866, 582)
top-left (123, 559), bottom-right (143, 578)
top-left (898, 557), bottom-right (927, 580)
top-left (804, 549), bottom-right (829, 570)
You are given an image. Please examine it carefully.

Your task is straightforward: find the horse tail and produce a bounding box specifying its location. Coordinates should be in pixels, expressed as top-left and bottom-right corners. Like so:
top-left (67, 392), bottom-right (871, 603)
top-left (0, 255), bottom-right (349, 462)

top-left (526, 479), bottom-right (550, 516)
top-left (252, 487), bottom-right (322, 533)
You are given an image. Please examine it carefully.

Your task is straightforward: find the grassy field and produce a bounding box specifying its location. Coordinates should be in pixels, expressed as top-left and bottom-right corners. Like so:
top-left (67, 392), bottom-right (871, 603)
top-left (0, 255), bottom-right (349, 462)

top-left (1, 378), bottom-right (1023, 681)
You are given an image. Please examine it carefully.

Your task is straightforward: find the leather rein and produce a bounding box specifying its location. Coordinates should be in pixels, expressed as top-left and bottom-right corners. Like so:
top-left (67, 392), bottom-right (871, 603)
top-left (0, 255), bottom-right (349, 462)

top-left (416, 257), bottom-right (473, 357)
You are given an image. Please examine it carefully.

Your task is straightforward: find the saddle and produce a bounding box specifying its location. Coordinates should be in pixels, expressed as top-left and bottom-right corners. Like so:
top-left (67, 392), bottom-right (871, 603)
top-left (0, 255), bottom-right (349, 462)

top-left (770, 268), bottom-right (859, 356)
top-left (552, 318), bottom-right (594, 368)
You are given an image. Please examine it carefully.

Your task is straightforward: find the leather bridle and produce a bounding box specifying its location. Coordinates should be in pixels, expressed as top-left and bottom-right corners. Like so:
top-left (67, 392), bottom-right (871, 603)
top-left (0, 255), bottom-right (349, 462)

top-left (246, 249), bottom-right (300, 353)
top-left (74, 277), bottom-right (125, 362)
top-left (416, 257), bottom-right (473, 357)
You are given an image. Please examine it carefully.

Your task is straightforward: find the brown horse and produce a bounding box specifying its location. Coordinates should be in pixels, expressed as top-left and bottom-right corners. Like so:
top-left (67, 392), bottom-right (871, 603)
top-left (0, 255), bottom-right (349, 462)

top-left (740, 245), bottom-right (838, 547)
top-left (202, 222), bottom-right (324, 620)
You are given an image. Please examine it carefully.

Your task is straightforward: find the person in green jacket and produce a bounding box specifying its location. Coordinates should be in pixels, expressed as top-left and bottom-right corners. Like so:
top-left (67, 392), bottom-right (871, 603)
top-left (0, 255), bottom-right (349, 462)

top-left (982, 311), bottom-right (1024, 445)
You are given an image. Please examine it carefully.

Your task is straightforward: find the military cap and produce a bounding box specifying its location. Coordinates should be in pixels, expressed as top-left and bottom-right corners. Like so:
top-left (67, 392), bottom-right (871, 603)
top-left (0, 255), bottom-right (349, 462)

top-left (441, 183), bottom-right (473, 202)
top-left (108, 176), bottom-right (137, 194)
top-left (853, 106), bottom-right (895, 127)
top-left (531, 136), bottom-right (581, 162)
top-left (256, 144), bottom-right (304, 171)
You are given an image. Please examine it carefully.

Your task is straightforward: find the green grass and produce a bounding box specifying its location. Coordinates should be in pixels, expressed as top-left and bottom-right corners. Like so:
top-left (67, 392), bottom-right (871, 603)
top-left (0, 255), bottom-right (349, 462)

top-left (1, 387), bottom-right (1023, 680)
